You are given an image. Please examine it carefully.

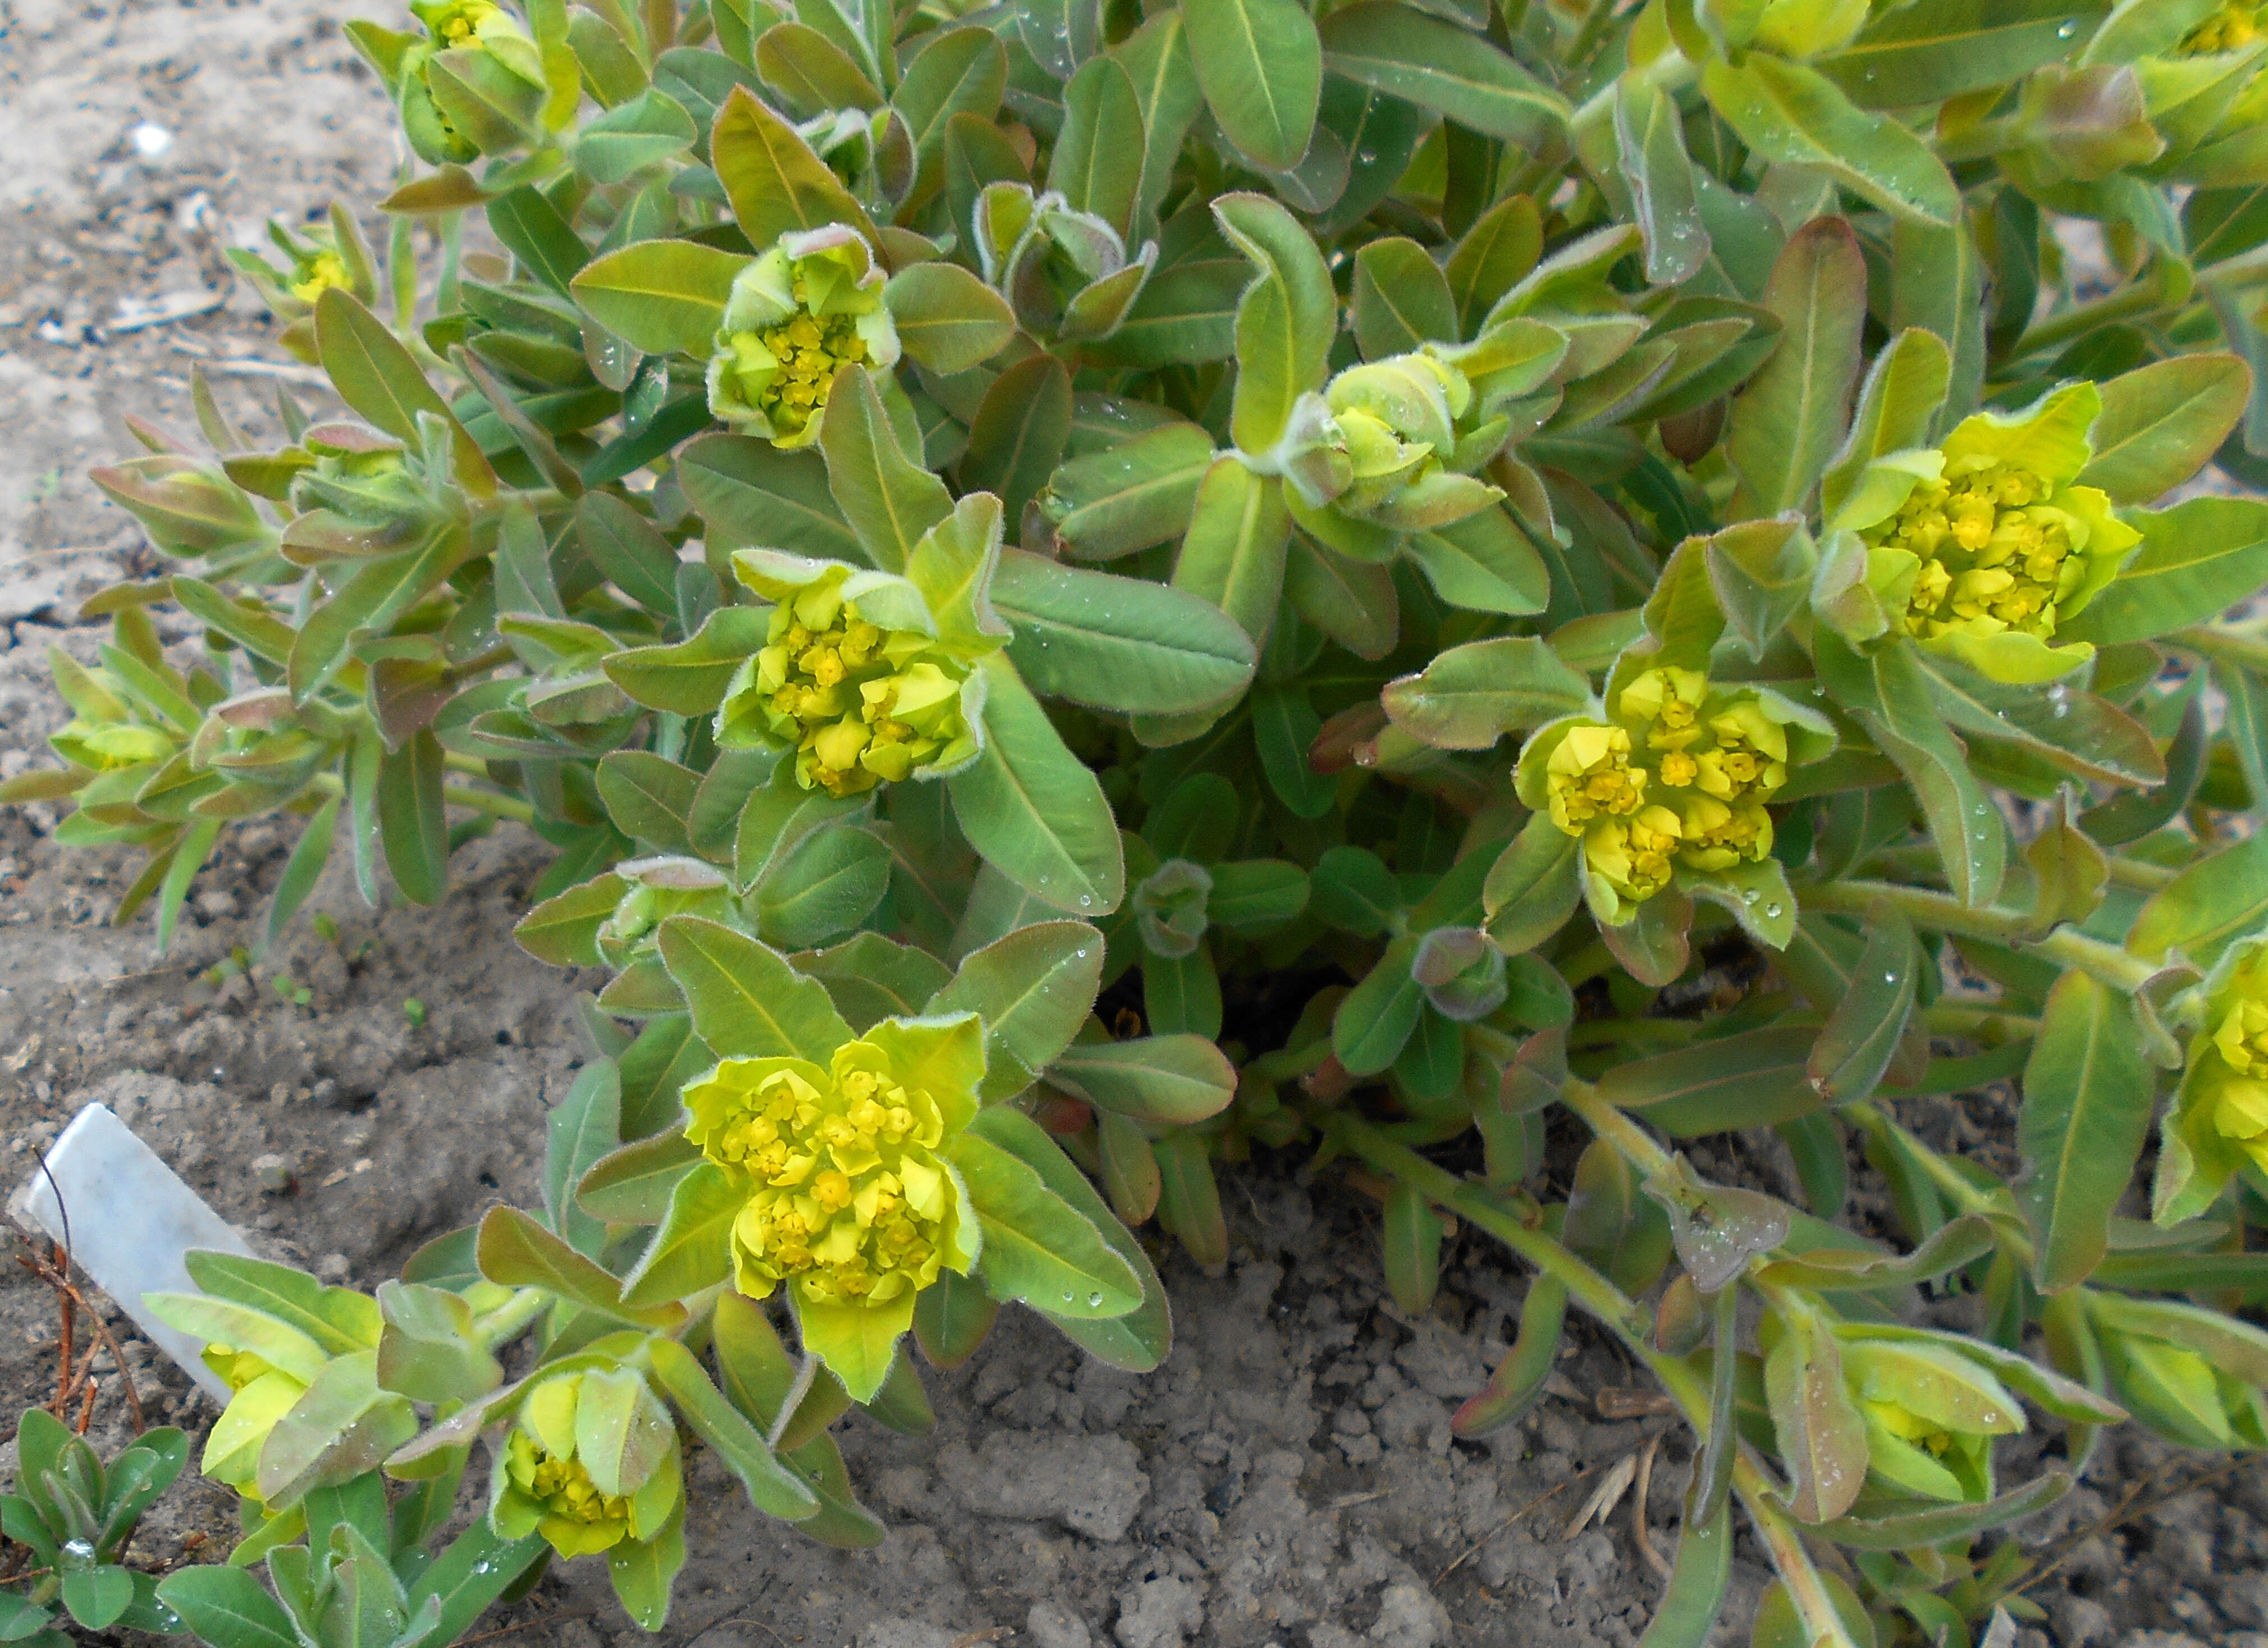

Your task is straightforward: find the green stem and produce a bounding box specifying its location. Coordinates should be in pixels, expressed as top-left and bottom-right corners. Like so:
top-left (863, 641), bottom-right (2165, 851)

top-left (2008, 281), bottom-right (2169, 360)
top-left (1845, 1101), bottom-right (2036, 1267)
top-left (2171, 623), bottom-right (2268, 674)
top-left (1925, 1002), bottom-right (2040, 1038)
top-left (1563, 0), bottom-right (1621, 65)
top-left (1798, 880), bottom-right (2155, 993)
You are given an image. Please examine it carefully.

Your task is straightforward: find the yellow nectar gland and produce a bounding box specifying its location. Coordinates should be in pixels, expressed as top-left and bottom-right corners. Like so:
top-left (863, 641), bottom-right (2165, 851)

top-left (1585, 807), bottom-right (1682, 904)
top-left (693, 1054), bottom-right (953, 1308)
top-left (1545, 723), bottom-right (1647, 833)
top-left (2211, 994), bottom-right (2268, 1172)
top-left (2181, 1), bottom-right (2262, 52)
top-left (1867, 462), bottom-right (2077, 642)
top-left (506, 1432), bottom-right (632, 1547)
top-left (1868, 1398), bottom-right (1958, 1458)
top-left (290, 252), bottom-right (348, 305)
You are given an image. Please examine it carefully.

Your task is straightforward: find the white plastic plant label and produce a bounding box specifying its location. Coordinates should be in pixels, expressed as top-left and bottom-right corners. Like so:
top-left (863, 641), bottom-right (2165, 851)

top-left (8, 1103), bottom-right (254, 1402)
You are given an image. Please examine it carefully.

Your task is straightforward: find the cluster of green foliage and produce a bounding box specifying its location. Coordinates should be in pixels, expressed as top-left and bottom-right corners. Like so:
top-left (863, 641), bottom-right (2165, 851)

top-left (19, 0), bottom-right (2268, 1641)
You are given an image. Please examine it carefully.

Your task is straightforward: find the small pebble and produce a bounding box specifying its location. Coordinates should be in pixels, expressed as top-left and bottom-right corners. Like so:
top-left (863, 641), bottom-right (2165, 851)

top-left (249, 1152), bottom-right (293, 1194)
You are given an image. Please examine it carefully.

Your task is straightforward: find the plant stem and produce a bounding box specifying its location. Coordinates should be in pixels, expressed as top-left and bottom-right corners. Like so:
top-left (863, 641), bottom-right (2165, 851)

top-left (1797, 880), bottom-right (2155, 993)
top-left (474, 1286), bottom-right (551, 1351)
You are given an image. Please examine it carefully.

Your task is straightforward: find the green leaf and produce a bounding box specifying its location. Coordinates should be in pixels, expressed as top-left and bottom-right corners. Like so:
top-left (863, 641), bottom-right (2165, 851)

top-left (2020, 971), bottom-right (2153, 1295)
top-left (678, 432), bottom-right (863, 563)
top-left (1381, 637), bottom-right (1590, 750)
top-left (884, 263), bottom-right (1015, 374)
top-left (404, 1522), bottom-right (547, 1645)
top-left (313, 289), bottom-right (493, 492)
top-left (820, 366), bottom-right (954, 574)
top-left (894, 28), bottom-right (1009, 207)
top-left (992, 549), bottom-right (1257, 716)
top-left (576, 88), bottom-right (698, 182)
top-left (182, 1251), bottom-right (379, 1352)
top-left (488, 185), bottom-right (589, 295)
top-left (1452, 1273), bottom-right (1565, 1437)
top-left (1049, 55), bottom-right (1146, 239)
top-left (605, 606), bottom-right (771, 715)
top-left (569, 238), bottom-right (749, 356)
top-left (656, 915), bottom-right (851, 1062)
top-left (968, 1106), bottom-right (1172, 1369)
top-left (476, 1206), bottom-right (685, 1329)
top-left (756, 826), bottom-right (893, 948)
top-left (914, 1265), bottom-right (1000, 1367)
top-left (1481, 814), bottom-right (1584, 955)
top-left (266, 793), bottom-right (340, 951)
top-left (1047, 1034), bottom-right (1237, 1123)
top-left (927, 919), bottom-right (1106, 1099)
top-left (1636, 1501), bottom-right (1732, 1648)
top-left (1319, 3), bottom-right (1566, 144)
top-left (1335, 934), bottom-right (1425, 1075)
top-left (1446, 193), bottom-right (1542, 341)
top-left (951, 1132), bottom-right (1144, 1316)
top-left (757, 22), bottom-right (882, 116)
top-left (948, 655), bottom-right (1124, 915)
top-left (1704, 518), bottom-right (1819, 662)
top-left (61, 1568), bottom-right (135, 1631)
top-left (156, 1566), bottom-right (298, 1648)
top-left (1216, 196), bottom-right (1334, 437)
top-left (1763, 1304), bottom-right (1868, 1523)
top-left (577, 1130), bottom-right (703, 1225)
top-left (1403, 506), bottom-right (1549, 617)
top-left (2128, 829), bottom-right (2268, 968)
top-left (1352, 238), bottom-right (1456, 358)
top-left (1182, 0), bottom-right (1322, 172)
top-left (2077, 355), bottom-right (2251, 505)
top-left (2060, 496), bottom-right (2268, 645)
top-left (960, 354), bottom-right (1073, 526)
top-left (1805, 902), bottom-right (1919, 1104)
top-left (1039, 421), bottom-right (1217, 561)
top-left (597, 752), bottom-right (700, 853)
top-left (1595, 1025), bottom-right (1821, 1135)
top-left (708, 82), bottom-right (876, 246)
top-left (1382, 1182), bottom-right (1444, 1315)
top-left (605, 1499), bottom-right (685, 1630)
top-left (575, 492), bottom-right (682, 620)
top-left (378, 729), bottom-right (447, 907)
top-left (1818, 1472), bottom-right (2073, 1550)
top-left (1616, 78), bottom-right (1707, 286)
top-left (645, 1337), bottom-right (820, 1518)
top-left (1172, 457), bottom-right (1292, 647)
top-left (1726, 216), bottom-right (1867, 518)
top-left (1700, 54), bottom-right (1961, 227)
top-left (621, 1161), bottom-right (743, 1307)
top-left (1821, 327), bottom-right (1952, 525)
top-left (1818, 0), bottom-right (2112, 110)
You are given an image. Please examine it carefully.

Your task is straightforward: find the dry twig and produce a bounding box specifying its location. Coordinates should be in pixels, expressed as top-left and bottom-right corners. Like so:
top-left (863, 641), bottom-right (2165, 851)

top-left (1631, 1434), bottom-right (1671, 1579)
top-left (1435, 1462), bottom-right (1600, 1585)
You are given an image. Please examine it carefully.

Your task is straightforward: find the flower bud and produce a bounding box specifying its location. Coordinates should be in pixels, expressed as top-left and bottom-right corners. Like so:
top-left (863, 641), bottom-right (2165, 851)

top-left (2178, 1), bottom-right (2264, 54)
top-left (596, 857), bottom-right (743, 969)
top-left (706, 228), bottom-right (902, 450)
top-left (1281, 352), bottom-right (1503, 538)
top-left (1837, 1334), bottom-right (2022, 1502)
top-left (493, 1367), bottom-right (684, 1558)
top-left (1751, 0), bottom-right (1871, 57)
top-left (1133, 859), bottom-right (1213, 959)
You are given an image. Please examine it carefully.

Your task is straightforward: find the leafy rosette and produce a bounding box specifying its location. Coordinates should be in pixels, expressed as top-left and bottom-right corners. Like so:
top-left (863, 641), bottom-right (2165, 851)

top-left (1831, 383), bottom-right (2141, 684)
top-left (707, 228), bottom-right (902, 449)
top-left (1277, 351), bottom-right (1507, 547)
top-left (720, 536), bottom-right (1001, 796)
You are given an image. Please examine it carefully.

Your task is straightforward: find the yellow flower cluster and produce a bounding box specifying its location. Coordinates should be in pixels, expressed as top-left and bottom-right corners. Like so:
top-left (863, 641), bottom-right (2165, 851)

top-left (2209, 982), bottom-right (2268, 1173)
top-left (199, 1346), bottom-right (310, 1507)
top-left (1536, 669), bottom-right (1788, 908)
top-left (685, 1045), bottom-right (961, 1310)
top-left (2180, 0), bottom-right (2262, 52)
top-left (713, 275), bottom-right (872, 443)
top-left (289, 252), bottom-right (349, 305)
top-left (1863, 463), bottom-right (2078, 643)
top-left (724, 574), bottom-right (972, 796)
top-left (505, 1431), bottom-right (634, 1553)
top-left (431, 0), bottom-right (502, 44)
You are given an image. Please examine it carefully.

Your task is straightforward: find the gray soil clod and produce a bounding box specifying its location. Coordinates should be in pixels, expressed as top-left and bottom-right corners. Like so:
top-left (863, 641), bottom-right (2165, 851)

top-left (3, 3), bottom-right (2267, 1645)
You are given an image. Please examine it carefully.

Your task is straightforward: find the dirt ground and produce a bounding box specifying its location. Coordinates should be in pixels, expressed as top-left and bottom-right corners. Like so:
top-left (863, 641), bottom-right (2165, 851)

top-left (3, 3), bottom-right (2267, 1646)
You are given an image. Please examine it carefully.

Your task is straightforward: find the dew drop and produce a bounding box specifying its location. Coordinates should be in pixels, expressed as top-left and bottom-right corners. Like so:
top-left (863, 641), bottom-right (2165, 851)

top-left (1087, 1291), bottom-right (1105, 1308)
top-left (1061, 1290), bottom-right (1076, 1303)
top-left (1078, 894), bottom-right (1094, 908)
top-left (1763, 902), bottom-right (1783, 919)
top-left (1883, 972), bottom-right (1898, 984)
top-left (2056, 18), bottom-right (2077, 34)
top-left (1740, 887), bottom-right (1759, 905)
top-left (472, 1561), bottom-right (495, 1577)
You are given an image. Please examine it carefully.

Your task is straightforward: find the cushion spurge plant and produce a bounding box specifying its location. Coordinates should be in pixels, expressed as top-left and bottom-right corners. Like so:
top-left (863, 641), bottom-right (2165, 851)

top-left (28, 0), bottom-right (2268, 1641)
